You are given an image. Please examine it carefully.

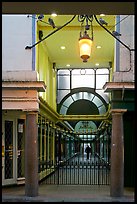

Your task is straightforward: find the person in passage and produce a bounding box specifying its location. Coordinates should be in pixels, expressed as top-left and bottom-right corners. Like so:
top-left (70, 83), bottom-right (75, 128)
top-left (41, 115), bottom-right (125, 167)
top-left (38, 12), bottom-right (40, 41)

top-left (85, 145), bottom-right (91, 159)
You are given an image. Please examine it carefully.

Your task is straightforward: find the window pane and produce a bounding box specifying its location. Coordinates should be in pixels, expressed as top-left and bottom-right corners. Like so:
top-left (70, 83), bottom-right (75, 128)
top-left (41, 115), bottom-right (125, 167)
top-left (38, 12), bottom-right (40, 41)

top-left (98, 105), bottom-right (106, 114)
top-left (92, 96), bottom-right (103, 107)
top-left (72, 69), bottom-right (94, 75)
top-left (63, 96), bottom-right (74, 107)
top-left (72, 75), bottom-right (94, 88)
top-left (96, 75), bottom-right (109, 89)
top-left (96, 68), bottom-right (109, 74)
top-left (58, 69), bottom-right (70, 75)
top-left (58, 75), bottom-right (70, 89)
top-left (83, 92), bottom-right (94, 101)
top-left (57, 90), bottom-right (70, 103)
top-left (72, 92), bottom-right (82, 101)
top-left (85, 69), bottom-right (94, 74)
top-left (72, 69), bottom-right (81, 75)
top-left (96, 90), bottom-right (109, 103)
top-left (60, 105), bottom-right (68, 115)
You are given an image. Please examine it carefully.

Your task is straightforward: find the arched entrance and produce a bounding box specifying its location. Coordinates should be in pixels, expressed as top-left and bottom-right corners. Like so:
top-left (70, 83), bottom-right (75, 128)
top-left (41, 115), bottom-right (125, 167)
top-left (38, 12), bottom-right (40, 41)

top-left (42, 88), bottom-right (111, 185)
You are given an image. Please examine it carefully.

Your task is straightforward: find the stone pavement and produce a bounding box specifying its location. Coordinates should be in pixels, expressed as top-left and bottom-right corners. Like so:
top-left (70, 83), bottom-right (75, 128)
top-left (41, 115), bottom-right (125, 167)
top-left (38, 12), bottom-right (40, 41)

top-left (2, 184), bottom-right (135, 202)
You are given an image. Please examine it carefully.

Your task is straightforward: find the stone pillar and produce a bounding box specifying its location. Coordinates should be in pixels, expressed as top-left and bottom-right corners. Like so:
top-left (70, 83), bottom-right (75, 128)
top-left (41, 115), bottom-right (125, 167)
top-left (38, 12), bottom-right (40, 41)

top-left (110, 109), bottom-right (127, 197)
top-left (25, 112), bottom-right (39, 197)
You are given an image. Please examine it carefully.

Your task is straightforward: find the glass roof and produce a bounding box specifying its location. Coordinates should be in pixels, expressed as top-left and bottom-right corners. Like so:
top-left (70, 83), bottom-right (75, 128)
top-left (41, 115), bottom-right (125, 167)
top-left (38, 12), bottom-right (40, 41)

top-left (59, 91), bottom-right (106, 115)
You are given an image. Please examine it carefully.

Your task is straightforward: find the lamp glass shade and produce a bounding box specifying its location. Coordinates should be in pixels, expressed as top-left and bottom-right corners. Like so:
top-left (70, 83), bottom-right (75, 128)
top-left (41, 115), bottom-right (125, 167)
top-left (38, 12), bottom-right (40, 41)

top-left (79, 37), bottom-right (92, 62)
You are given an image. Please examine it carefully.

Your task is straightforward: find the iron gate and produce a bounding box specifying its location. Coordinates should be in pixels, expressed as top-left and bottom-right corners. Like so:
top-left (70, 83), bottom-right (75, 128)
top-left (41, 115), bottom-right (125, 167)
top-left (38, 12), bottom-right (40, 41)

top-left (41, 153), bottom-right (110, 185)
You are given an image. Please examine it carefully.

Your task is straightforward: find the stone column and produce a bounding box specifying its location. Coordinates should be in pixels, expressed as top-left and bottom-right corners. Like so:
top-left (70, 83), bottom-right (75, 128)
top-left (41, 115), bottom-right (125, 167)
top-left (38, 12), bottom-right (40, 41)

top-left (110, 109), bottom-right (127, 197)
top-left (25, 112), bottom-right (38, 197)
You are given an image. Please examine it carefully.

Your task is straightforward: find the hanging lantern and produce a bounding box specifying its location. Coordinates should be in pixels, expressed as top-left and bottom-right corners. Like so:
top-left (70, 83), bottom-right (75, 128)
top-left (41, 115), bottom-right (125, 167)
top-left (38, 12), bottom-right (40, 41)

top-left (79, 31), bottom-right (93, 62)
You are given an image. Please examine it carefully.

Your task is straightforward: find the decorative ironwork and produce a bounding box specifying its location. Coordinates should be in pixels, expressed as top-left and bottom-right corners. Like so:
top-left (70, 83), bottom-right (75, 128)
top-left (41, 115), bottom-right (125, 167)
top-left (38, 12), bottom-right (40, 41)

top-left (41, 154), bottom-right (110, 185)
top-left (40, 132), bottom-right (110, 185)
top-left (5, 121), bottom-right (13, 179)
top-left (17, 119), bottom-right (25, 178)
top-left (78, 14), bottom-right (94, 41)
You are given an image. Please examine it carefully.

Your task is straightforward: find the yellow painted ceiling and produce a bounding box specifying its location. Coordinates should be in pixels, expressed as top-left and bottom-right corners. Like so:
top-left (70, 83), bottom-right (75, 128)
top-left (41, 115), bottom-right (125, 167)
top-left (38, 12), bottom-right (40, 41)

top-left (2, 2), bottom-right (133, 69)
top-left (38, 15), bottom-right (116, 69)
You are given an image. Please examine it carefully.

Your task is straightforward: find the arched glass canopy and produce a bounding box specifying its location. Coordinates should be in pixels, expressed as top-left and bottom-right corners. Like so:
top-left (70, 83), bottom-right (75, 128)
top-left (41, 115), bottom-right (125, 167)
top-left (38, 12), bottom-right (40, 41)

top-left (59, 90), bottom-right (107, 115)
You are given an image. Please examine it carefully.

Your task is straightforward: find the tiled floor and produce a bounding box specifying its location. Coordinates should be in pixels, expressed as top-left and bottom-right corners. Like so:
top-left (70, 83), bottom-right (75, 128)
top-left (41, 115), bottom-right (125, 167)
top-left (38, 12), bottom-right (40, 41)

top-left (2, 155), bottom-right (135, 202)
top-left (2, 184), bottom-right (135, 202)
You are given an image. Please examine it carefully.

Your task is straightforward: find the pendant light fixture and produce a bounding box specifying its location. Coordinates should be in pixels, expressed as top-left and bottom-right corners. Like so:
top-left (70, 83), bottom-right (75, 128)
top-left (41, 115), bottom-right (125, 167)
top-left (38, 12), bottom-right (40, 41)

top-left (78, 15), bottom-right (94, 62)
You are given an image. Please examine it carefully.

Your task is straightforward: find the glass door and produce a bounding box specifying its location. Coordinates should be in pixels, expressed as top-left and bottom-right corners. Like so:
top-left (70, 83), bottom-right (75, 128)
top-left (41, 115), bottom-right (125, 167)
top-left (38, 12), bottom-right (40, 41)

top-left (17, 119), bottom-right (25, 179)
top-left (2, 119), bottom-right (16, 185)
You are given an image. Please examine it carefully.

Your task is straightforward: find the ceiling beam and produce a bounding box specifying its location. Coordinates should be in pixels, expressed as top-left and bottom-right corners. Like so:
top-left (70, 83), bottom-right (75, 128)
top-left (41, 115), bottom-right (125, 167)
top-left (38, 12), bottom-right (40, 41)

top-left (59, 114), bottom-right (109, 121)
top-left (2, 2), bottom-right (134, 15)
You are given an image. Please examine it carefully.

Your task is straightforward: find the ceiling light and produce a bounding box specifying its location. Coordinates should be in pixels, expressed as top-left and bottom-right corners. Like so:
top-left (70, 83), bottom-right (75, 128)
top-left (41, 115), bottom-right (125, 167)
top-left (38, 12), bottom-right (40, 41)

top-left (96, 45), bottom-right (101, 49)
top-left (100, 14), bottom-right (105, 17)
top-left (66, 64), bottom-right (70, 67)
top-left (61, 46), bottom-right (66, 50)
top-left (78, 15), bottom-right (93, 63)
top-left (79, 32), bottom-right (92, 62)
top-left (95, 63), bottom-right (99, 66)
top-left (51, 13), bottom-right (57, 17)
